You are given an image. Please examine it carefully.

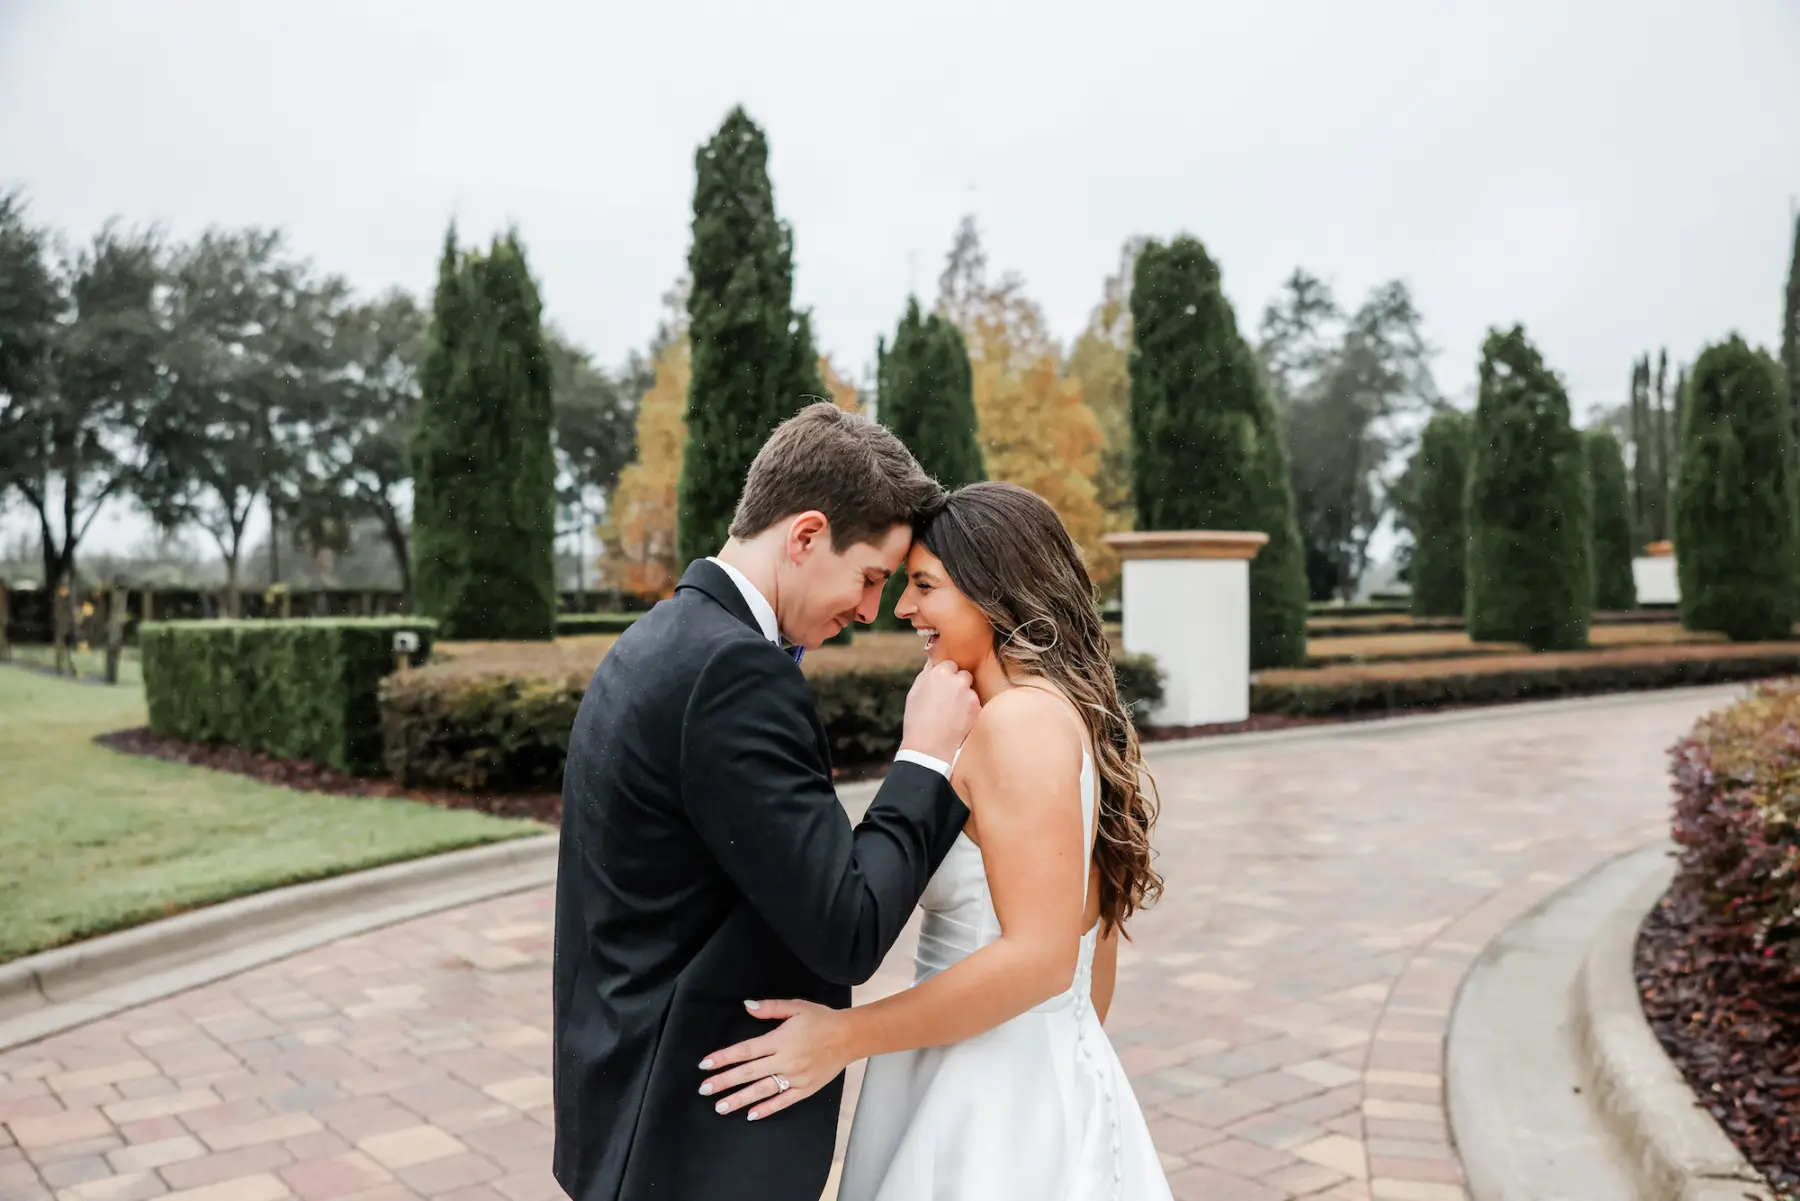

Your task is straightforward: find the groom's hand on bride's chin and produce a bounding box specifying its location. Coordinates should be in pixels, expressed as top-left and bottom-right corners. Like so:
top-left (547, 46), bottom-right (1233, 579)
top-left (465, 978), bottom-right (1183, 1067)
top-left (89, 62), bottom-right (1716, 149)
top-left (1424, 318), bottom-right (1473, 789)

top-left (695, 999), bottom-right (852, 1122)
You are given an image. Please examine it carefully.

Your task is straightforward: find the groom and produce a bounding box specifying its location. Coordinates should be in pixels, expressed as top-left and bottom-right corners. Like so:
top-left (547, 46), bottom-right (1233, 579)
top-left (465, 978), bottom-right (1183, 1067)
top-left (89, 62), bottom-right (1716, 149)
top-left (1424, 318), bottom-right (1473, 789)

top-left (552, 403), bottom-right (979, 1201)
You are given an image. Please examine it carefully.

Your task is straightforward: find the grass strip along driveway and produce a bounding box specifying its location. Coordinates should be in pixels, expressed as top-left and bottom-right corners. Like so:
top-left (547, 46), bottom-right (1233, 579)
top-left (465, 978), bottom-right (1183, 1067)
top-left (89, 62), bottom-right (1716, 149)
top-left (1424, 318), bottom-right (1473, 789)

top-left (0, 665), bottom-right (540, 964)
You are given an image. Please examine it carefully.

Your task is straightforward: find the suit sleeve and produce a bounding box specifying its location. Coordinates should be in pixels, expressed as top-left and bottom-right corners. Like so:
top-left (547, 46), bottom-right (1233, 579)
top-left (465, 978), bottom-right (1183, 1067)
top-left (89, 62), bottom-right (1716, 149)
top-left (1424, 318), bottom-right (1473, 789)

top-left (680, 640), bottom-right (969, 986)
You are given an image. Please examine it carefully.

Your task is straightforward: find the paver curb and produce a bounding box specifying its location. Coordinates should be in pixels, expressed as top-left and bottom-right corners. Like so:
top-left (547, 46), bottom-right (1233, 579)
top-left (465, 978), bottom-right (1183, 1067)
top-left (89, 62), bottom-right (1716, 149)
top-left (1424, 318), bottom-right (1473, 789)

top-left (1449, 845), bottom-right (1656, 1201)
top-left (1569, 852), bottom-right (1775, 1201)
top-left (0, 833), bottom-right (557, 1052)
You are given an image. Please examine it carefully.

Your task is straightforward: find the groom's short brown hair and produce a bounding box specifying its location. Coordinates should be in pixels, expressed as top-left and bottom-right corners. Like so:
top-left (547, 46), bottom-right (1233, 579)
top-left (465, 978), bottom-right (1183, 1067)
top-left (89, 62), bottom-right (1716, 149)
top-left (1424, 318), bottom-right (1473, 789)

top-left (730, 402), bottom-right (945, 550)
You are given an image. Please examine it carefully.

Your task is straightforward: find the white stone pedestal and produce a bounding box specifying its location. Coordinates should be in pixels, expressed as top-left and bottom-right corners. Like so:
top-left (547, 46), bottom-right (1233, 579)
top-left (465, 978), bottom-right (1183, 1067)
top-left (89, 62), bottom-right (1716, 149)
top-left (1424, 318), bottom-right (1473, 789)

top-left (1632, 543), bottom-right (1679, 605)
top-left (1105, 531), bottom-right (1268, 727)
top-left (1632, 557), bottom-right (1679, 604)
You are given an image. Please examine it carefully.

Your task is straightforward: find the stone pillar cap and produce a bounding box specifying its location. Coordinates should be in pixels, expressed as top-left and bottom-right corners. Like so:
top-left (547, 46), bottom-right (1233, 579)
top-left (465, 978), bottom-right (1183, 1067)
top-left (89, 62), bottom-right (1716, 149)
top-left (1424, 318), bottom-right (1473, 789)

top-left (1103, 531), bottom-right (1269, 561)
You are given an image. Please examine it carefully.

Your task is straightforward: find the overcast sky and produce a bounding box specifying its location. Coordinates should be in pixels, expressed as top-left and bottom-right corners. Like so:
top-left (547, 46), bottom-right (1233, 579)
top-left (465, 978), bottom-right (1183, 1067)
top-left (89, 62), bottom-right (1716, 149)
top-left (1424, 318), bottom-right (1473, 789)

top-left (3, 0), bottom-right (1798, 555)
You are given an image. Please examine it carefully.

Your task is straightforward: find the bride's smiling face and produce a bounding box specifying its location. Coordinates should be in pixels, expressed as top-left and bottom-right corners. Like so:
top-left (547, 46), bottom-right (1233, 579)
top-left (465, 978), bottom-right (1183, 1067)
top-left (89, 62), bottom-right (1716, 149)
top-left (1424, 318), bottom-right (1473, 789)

top-left (893, 544), bottom-right (992, 670)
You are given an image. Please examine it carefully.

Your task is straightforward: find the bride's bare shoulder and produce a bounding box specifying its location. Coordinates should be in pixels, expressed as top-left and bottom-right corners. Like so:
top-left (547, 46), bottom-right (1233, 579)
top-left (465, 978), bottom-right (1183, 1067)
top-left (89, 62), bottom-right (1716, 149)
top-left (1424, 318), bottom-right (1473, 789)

top-left (960, 685), bottom-right (1084, 776)
top-left (951, 686), bottom-right (1087, 842)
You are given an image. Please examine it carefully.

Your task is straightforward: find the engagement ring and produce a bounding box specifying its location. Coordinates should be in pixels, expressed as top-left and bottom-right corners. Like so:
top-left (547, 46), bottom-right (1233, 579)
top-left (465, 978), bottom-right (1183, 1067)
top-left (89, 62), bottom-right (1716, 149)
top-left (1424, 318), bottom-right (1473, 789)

top-left (771, 1074), bottom-right (790, 1093)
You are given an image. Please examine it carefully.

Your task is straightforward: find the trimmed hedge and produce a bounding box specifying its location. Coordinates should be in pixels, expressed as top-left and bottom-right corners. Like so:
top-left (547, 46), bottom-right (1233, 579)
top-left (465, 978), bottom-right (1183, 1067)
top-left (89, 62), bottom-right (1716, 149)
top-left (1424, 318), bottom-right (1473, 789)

top-left (411, 230), bottom-right (559, 641)
top-left (1669, 681), bottom-right (1800, 973)
top-left (1645, 681), bottom-right (1800, 1192)
top-left (1584, 429), bottom-right (1639, 610)
top-left (381, 654), bottom-right (1165, 792)
top-left (1649, 681), bottom-right (1800, 1189)
top-left (1253, 643), bottom-right (1800, 718)
top-left (677, 107), bottom-right (824, 569)
top-left (1130, 236), bottom-right (1310, 669)
top-left (555, 613), bottom-right (640, 637)
top-left (1674, 337), bottom-right (1799, 641)
top-left (1309, 621), bottom-right (1724, 666)
top-left (1407, 409), bottom-right (1472, 618)
top-left (1465, 326), bottom-right (1593, 650)
top-left (1308, 608), bottom-right (1679, 640)
top-left (1307, 616), bottom-right (1465, 639)
top-left (141, 618), bottom-right (436, 774)
top-left (552, 613), bottom-right (850, 643)
top-left (380, 669), bottom-right (580, 792)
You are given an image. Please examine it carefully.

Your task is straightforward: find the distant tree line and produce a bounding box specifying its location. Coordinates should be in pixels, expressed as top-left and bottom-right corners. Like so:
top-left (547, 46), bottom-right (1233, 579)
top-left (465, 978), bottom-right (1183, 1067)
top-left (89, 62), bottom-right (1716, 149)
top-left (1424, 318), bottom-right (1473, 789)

top-left (0, 191), bottom-right (640, 615)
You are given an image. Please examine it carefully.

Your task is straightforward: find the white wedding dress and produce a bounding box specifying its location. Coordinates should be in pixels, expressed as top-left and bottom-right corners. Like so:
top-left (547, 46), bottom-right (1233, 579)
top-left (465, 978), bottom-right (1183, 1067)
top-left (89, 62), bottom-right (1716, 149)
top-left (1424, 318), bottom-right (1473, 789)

top-left (836, 742), bottom-right (1174, 1201)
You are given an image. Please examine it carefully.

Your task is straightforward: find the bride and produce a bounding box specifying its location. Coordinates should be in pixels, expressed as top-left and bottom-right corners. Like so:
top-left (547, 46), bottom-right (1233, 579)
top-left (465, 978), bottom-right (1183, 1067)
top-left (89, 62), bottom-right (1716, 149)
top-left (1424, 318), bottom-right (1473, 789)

top-left (696, 481), bottom-right (1175, 1200)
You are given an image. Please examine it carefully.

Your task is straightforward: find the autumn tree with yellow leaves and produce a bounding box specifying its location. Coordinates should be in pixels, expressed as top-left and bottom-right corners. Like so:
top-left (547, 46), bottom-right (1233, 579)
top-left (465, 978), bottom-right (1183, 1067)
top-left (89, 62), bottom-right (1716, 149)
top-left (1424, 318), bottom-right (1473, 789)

top-left (597, 283), bottom-right (691, 601)
top-left (598, 283), bottom-right (861, 602)
top-left (818, 355), bottom-right (862, 413)
top-left (599, 336), bottom-right (688, 601)
top-left (935, 218), bottom-right (1112, 593)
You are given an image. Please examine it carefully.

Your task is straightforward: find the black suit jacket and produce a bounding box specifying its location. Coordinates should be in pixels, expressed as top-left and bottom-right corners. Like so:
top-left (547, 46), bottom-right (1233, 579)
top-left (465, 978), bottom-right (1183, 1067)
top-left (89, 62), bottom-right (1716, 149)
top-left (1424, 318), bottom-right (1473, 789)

top-left (552, 559), bottom-right (968, 1201)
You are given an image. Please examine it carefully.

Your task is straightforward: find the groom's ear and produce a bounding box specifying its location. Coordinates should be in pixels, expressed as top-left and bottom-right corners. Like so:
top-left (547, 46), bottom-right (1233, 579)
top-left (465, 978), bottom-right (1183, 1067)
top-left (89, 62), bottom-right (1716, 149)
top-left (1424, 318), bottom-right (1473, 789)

top-left (783, 511), bottom-right (832, 561)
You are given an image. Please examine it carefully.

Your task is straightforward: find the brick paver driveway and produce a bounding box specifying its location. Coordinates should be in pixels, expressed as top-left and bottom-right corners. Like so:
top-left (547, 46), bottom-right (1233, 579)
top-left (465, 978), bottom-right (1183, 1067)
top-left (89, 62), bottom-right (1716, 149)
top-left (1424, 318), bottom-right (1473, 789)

top-left (0, 689), bottom-right (1731, 1201)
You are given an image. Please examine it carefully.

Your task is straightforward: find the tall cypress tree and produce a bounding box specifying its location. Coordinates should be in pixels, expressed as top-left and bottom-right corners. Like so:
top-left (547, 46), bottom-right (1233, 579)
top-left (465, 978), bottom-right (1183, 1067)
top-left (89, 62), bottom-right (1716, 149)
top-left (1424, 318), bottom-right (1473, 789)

top-left (1783, 213), bottom-right (1800, 442)
top-left (411, 228), bottom-right (558, 641)
top-left (1584, 428), bottom-right (1638, 611)
top-left (1465, 326), bottom-right (1593, 650)
top-left (1406, 410), bottom-right (1471, 618)
top-left (877, 297), bottom-right (983, 488)
top-left (1128, 236), bottom-right (1309, 668)
top-left (677, 107), bottom-right (823, 568)
top-left (1626, 350), bottom-right (1684, 546)
top-left (1652, 350), bottom-right (1675, 540)
top-left (1627, 356), bottom-right (1650, 542)
top-left (1671, 365), bottom-right (1687, 476)
top-left (1674, 337), bottom-right (1798, 641)
top-left (874, 296), bottom-right (983, 625)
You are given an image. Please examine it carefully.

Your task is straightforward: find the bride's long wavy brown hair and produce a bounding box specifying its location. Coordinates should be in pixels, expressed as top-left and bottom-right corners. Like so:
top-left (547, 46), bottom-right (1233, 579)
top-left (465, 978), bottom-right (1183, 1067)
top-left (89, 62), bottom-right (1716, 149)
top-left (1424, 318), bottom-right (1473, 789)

top-left (918, 481), bottom-right (1163, 934)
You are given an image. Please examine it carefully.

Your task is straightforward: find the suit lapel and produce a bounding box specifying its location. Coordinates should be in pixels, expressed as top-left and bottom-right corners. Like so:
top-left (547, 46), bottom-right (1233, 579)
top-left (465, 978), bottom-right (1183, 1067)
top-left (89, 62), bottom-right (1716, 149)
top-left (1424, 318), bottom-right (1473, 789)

top-left (676, 559), bottom-right (832, 767)
top-left (675, 559), bottom-right (764, 641)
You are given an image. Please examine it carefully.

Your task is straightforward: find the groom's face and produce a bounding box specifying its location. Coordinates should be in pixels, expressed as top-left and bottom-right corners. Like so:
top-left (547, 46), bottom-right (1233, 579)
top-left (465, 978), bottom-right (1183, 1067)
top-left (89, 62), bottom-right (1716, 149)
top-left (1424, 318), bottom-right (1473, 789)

top-left (780, 517), bottom-right (912, 648)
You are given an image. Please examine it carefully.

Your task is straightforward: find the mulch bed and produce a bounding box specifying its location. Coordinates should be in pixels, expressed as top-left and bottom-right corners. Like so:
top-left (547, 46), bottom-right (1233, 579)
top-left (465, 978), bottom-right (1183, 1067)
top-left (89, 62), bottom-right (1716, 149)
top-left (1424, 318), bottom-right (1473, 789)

top-left (1139, 711), bottom-right (1370, 742)
top-left (1635, 885), bottom-right (1800, 1197)
top-left (94, 727), bottom-right (562, 825)
top-left (1258, 640), bottom-right (1800, 687)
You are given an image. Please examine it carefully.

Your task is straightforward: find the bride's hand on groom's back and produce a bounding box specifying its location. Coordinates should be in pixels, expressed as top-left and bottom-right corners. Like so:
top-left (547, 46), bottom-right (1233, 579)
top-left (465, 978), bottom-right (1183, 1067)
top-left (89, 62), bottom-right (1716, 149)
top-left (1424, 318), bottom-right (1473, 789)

top-left (696, 999), bottom-right (852, 1122)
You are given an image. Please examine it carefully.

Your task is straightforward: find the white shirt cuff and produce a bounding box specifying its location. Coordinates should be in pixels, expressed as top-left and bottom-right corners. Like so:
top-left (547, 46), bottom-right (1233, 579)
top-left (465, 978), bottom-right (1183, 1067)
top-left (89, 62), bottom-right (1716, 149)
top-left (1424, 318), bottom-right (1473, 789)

top-left (893, 749), bottom-right (952, 779)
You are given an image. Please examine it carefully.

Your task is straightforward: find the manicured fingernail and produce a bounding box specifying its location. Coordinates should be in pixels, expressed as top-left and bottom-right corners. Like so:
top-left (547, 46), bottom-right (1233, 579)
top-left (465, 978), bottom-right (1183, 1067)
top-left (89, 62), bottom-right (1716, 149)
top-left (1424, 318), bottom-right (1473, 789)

top-left (699, 1083), bottom-right (712, 1096)
top-left (699, 1058), bottom-right (714, 1070)
top-left (744, 1000), bottom-right (761, 1011)
top-left (715, 1100), bottom-right (728, 1114)
top-left (747, 1111), bottom-right (761, 1122)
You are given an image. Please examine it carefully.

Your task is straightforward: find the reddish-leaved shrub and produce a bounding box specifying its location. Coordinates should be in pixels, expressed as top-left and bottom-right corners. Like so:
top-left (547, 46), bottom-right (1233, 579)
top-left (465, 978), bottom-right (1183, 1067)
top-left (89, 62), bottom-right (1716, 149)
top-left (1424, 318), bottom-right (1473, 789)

top-left (1668, 681), bottom-right (1800, 968)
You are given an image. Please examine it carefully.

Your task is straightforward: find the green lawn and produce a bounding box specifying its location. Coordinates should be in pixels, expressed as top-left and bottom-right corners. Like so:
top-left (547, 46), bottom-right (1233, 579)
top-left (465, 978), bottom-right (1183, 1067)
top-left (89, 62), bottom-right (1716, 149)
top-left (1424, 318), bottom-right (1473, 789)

top-left (0, 665), bottom-right (544, 963)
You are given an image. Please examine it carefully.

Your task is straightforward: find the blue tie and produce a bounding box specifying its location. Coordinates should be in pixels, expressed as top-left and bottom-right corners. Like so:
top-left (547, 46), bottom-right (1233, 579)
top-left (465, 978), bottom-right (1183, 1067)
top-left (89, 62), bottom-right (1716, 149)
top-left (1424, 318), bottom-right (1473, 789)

top-left (787, 644), bottom-right (805, 666)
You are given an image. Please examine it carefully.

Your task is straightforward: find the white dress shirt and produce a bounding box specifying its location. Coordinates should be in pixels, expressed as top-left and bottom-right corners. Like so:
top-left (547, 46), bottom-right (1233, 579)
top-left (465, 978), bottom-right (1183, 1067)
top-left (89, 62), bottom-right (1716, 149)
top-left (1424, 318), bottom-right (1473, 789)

top-left (706, 556), bottom-right (951, 780)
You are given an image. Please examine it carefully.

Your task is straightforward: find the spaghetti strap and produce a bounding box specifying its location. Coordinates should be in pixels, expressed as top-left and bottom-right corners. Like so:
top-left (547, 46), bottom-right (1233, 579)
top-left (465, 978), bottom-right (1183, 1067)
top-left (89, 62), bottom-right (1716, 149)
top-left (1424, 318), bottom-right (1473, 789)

top-left (1011, 681), bottom-right (1102, 907)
